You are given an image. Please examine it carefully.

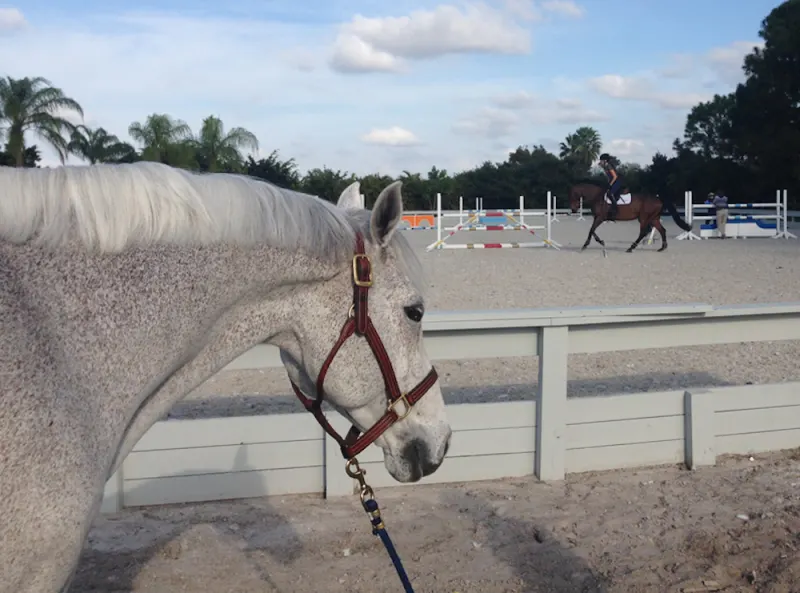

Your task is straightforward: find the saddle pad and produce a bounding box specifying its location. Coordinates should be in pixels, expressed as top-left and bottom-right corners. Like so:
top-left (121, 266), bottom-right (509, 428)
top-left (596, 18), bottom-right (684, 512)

top-left (605, 193), bottom-right (632, 205)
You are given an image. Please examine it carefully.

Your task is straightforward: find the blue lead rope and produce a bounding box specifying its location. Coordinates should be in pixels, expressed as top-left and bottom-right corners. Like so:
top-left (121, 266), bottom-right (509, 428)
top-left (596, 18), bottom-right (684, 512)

top-left (363, 498), bottom-right (415, 593)
top-left (345, 457), bottom-right (415, 592)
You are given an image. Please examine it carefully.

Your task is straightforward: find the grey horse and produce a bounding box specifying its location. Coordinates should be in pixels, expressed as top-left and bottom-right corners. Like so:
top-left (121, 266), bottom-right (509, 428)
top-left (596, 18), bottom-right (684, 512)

top-left (0, 161), bottom-right (452, 593)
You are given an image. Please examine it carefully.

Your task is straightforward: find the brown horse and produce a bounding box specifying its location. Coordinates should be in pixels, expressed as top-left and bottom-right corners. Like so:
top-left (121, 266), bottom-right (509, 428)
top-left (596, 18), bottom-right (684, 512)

top-left (568, 181), bottom-right (692, 253)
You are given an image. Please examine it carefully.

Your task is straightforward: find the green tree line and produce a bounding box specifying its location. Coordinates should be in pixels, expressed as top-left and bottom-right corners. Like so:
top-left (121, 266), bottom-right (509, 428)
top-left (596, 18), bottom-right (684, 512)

top-left (2, 0), bottom-right (798, 210)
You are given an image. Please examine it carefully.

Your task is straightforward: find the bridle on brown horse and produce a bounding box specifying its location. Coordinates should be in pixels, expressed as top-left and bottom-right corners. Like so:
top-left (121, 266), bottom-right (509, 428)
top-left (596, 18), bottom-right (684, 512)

top-left (288, 231), bottom-right (439, 459)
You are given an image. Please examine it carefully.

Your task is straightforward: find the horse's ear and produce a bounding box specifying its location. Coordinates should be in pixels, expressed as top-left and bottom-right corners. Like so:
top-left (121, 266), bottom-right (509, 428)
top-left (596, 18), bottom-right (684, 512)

top-left (370, 181), bottom-right (404, 248)
top-left (336, 182), bottom-right (362, 210)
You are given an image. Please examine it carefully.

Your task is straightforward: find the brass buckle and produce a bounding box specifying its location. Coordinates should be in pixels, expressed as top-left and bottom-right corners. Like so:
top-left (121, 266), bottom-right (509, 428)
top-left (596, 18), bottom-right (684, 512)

top-left (388, 393), bottom-right (412, 420)
top-left (352, 254), bottom-right (373, 287)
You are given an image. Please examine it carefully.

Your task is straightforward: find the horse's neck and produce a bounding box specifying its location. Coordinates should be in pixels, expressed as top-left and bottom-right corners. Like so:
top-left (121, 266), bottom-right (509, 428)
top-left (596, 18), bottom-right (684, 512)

top-left (6, 241), bottom-right (336, 428)
top-left (579, 186), bottom-right (604, 202)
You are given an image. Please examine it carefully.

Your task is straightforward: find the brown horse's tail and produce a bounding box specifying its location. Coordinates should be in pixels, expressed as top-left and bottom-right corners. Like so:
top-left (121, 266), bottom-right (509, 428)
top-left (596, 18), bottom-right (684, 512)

top-left (660, 193), bottom-right (692, 231)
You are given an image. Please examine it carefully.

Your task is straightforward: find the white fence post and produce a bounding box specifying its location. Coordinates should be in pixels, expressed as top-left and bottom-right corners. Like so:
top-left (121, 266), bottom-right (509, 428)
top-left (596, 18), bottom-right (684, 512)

top-left (436, 192), bottom-right (443, 244)
top-left (684, 390), bottom-right (716, 468)
top-left (101, 468), bottom-right (124, 513)
top-left (324, 413), bottom-right (356, 497)
top-left (535, 325), bottom-right (569, 481)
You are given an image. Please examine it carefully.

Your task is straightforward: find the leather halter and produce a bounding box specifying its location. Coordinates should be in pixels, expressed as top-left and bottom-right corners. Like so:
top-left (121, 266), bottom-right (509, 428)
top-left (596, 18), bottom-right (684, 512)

top-left (289, 232), bottom-right (439, 459)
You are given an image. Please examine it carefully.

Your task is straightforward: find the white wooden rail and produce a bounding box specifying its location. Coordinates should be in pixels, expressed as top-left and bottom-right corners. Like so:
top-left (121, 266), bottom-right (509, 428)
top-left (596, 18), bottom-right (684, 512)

top-left (102, 301), bottom-right (800, 513)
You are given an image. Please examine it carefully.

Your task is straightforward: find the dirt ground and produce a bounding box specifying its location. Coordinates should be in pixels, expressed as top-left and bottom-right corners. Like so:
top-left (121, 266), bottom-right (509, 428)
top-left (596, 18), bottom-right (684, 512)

top-left (76, 449), bottom-right (800, 593)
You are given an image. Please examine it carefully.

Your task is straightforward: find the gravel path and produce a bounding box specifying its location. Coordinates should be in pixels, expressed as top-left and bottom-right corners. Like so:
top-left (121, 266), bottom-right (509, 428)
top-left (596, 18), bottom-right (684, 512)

top-left (174, 217), bottom-right (800, 420)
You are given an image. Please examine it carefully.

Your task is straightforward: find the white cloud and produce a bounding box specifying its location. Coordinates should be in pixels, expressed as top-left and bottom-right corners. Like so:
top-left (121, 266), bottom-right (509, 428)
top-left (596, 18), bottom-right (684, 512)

top-left (489, 90), bottom-right (609, 124)
top-left (540, 0), bottom-right (584, 18)
top-left (453, 106), bottom-right (520, 138)
top-left (607, 138), bottom-right (645, 158)
top-left (556, 97), bottom-right (581, 109)
top-left (707, 40), bottom-right (762, 83)
top-left (329, 34), bottom-right (403, 73)
top-left (588, 74), bottom-right (652, 100)
top-left (657, 40), bottom-right (763, 86)
top-left (329, 4), bottom-right (530, 73)
top-left (588, 74), bottom-right (712, 110)
top-left (653, 92), bottom-right (712, 110)
top-left (503, 0), bottom-right (542, 21)
top-left (454, 90), bottom-right (608, 139)
top-left (590, 39), bottom-right (762, 111)
top-left (282, 48), bottom-right (320, 72)
top-left (656, 54), bottom-right (695, 80)
top-left (0, 7), bottom-right (25, 32)
top-left (492, 90), bottom-right (538, 109)
top-left (361, 126), bottom-right (421, 146)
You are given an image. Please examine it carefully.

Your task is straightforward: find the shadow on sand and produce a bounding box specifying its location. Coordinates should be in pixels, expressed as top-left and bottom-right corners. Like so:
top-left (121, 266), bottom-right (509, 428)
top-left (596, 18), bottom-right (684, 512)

top-left (71, 446), bottom-right (303, 592)
top-left (439, 489), bottom-right (610, 592)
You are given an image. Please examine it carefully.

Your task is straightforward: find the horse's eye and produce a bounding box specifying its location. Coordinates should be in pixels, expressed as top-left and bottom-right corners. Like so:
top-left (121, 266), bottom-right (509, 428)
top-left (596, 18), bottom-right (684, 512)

top-left (404, 305), bottom-right (424, 322)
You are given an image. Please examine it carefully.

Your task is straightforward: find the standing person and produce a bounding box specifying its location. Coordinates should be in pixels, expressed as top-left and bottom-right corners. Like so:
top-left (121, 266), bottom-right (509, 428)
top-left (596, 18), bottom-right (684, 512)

top-left (709, 190), bottom-right (729, 239)
top-left (598, 153), bottom-right (623, 221)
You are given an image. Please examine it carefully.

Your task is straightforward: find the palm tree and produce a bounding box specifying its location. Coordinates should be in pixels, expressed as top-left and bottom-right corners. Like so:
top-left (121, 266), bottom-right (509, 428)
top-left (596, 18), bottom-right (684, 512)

top-left (128, 113), bottom-right (194, 167)
top-left (67, 125), bottom-right (137, 164)
top-left (0, 76), bottom-right (84, 167)
top-left (191, 115), bottom-right (259, 172)
top-left (559, 126), bottom-right (602, 173)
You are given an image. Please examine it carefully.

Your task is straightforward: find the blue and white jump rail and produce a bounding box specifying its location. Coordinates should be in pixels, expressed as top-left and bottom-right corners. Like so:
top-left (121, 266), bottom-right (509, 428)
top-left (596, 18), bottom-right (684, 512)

top-left (677, 190), bottom-right (797, 241)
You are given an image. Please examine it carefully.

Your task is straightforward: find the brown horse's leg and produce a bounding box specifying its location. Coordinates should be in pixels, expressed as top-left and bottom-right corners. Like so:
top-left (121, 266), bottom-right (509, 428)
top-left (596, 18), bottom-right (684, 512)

top-left (626, 218), bottom-right (651, 253)
top-left (651, 218), bottom-right (668, 251)
top-left (591, 205), bottom-right (606, 245)
top-left (582, 217), bottom-right (603, 250)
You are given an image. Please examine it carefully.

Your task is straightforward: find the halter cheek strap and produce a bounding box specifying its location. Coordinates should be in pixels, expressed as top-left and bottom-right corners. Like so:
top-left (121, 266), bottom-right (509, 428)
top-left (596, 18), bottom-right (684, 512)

top-left (289, 232), bottom-right (438, 459)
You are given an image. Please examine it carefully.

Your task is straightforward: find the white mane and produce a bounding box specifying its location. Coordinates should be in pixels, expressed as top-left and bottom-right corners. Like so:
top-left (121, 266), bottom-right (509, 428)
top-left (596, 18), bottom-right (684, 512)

top-left (0, 161), bottom-right (425, 291)
top-left (0, 161), bottom-right (353, 255)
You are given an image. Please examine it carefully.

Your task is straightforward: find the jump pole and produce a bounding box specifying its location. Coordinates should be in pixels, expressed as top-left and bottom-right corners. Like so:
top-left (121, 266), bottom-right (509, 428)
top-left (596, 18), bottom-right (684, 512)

top-left (775, 189), bottom-right (797, 239)
top-left (576, 197), bottom-right (585, 221)
top-left (457, 196), bottom-right (485, 224)
top-left (427, 192), bottom-right (560, 251)
top-left (447, 195), bottom-right (530, 232)
top-left (549, 192), bottom-right (559, 223)
top-left (676, 191), bottom-right (702, 240)
top-left (430, 192), bottom-right (480, 250)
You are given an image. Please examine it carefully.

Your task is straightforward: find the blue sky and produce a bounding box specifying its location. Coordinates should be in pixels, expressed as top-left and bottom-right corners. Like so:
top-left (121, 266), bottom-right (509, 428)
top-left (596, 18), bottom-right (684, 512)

top-left (0, 0), bottom-right (782, 175)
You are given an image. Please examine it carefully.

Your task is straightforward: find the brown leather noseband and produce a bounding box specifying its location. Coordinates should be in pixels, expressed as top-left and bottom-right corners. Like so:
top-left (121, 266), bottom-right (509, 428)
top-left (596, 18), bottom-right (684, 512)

top-left (289, 232), bottom-right (438, 459)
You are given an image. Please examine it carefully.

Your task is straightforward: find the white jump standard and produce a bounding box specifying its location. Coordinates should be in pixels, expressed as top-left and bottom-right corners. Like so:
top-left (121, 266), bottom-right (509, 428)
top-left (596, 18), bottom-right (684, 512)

top-left (426, 192), bottom-right (561, 251)
top-left (677, 189), bottom-right (796, 240)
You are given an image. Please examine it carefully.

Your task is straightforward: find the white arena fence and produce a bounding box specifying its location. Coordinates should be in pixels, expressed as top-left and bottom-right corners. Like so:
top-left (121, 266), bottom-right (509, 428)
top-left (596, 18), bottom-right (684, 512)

top-left (101, 301), bottom-right (800, 513)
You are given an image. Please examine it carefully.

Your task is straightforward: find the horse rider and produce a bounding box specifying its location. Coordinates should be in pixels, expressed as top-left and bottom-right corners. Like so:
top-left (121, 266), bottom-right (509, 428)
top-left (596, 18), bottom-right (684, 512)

top-left (599, 153), bottom-right (622, 220)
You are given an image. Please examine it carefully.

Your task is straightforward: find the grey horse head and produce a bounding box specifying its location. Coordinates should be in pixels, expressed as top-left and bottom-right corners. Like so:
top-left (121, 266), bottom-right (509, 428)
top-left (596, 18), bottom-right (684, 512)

top-left (0, 161), bottom-right (451, 488)
top-left (277, 181), bottom-right (452, 481)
